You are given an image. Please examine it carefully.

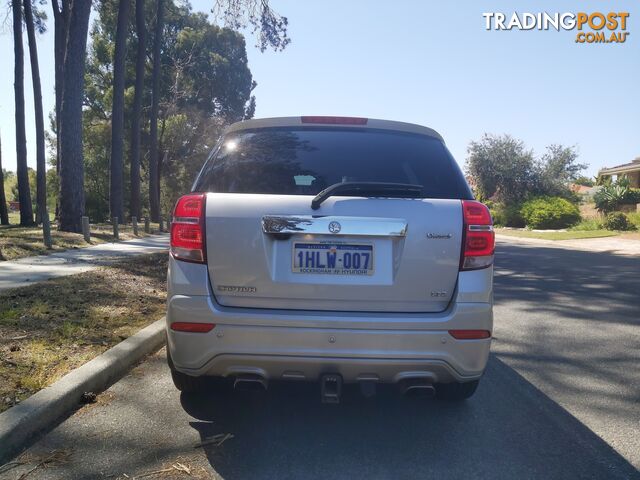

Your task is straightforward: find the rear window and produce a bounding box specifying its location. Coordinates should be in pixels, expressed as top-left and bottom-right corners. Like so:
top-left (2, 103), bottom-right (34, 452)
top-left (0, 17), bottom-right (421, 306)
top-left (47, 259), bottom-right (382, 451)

top-left (193, 127), bottom-right (472, 199)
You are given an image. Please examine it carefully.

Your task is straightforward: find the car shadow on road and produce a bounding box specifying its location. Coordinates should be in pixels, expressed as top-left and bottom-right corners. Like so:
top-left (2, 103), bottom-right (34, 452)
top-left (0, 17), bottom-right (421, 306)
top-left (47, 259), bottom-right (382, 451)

top-left (494, 243), bottom-right (640, 325)
top-left (180, 355), bottom-right (639, 480)
top-left (493, 243), bottom-right (640, 424)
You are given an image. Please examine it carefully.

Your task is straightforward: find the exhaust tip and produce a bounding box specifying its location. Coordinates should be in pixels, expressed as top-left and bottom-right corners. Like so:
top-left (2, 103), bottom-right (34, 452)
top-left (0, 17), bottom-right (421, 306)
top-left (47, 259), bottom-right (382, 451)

top-left (233, 374), bottom-right (268, 391)
top-left (399, 378), bottom-right (436, 398)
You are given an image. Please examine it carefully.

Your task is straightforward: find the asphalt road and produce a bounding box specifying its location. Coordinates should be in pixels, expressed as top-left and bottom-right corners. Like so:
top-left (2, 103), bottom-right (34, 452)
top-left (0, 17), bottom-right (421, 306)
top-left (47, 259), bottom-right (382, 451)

top-left (3, 241), bottom-right (639, 479)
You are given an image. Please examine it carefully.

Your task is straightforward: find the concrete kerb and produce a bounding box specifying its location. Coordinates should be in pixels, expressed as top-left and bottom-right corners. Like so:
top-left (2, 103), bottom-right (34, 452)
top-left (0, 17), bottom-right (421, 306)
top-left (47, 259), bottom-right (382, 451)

top-left (0, 318), bottom-right (166, 463)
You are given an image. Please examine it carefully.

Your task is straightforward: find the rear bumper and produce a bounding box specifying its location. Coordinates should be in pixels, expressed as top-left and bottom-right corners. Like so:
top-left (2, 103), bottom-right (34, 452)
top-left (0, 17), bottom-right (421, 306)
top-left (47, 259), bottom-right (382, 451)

top-left (166, 295), bottom-right (492, 384)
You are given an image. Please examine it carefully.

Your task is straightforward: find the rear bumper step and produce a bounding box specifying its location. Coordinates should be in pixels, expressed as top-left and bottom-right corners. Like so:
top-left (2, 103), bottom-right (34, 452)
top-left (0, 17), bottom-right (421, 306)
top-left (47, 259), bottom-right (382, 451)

top-left (170, 353), bottom-right (485, 385)
top-left (167, 297), bottom-right (492, 383)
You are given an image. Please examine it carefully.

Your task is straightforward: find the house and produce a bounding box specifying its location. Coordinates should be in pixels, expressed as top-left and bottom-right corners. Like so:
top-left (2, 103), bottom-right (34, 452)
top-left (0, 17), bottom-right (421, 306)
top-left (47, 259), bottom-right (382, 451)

top-left (569, 184), bottom-right (595, 195)
top-left (598, 157), bottom-right (640, 187)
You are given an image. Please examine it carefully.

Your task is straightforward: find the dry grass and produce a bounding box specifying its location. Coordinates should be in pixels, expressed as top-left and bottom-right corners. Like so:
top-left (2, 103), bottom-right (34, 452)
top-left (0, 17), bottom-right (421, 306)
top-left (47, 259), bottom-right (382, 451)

top-left (1, 449), bottom-right (72, 478)
top-left (121, 457), bottom-right (214, 479)
top-left (0, 221), bottom-right (163, 261)
top-left (0, 253), bottom-right (168, 412)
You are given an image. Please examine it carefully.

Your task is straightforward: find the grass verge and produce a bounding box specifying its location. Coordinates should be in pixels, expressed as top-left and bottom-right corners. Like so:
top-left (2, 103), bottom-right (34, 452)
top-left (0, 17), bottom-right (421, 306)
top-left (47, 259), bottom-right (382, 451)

top-left (0, 221), bottom-right (162, 261)
top-left (495, 228), bottom-right (618, 241)
top-left (0, 252), bottom-right (167, 413)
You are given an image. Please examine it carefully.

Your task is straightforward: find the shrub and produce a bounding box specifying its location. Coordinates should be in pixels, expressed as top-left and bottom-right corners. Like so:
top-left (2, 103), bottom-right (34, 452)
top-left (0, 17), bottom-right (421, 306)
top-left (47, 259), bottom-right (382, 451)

top-left (594, 180), bottom-right (640, 213)
top-left (484, 199), bottom-right (495, 212)
top-left (520, 197), bottom-right (581, 229)
top-left (603, 212), bottom-right (635, 231)
top-left (569, 218), bottom-right (603, 231)
top-left (491, 202), bottom-right (525, 227)
top-left (628, 189), bottom-right (640, 204)
top-left (594, 183), bottom-right (628, 213)
top-left (627, 211), bottom-right (640, 229)
top-left (574, 176), bottom-right (595, 187)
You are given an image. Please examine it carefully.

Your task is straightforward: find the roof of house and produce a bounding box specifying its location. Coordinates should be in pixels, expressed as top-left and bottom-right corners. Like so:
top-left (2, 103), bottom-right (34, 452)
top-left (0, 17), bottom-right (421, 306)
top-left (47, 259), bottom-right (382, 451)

top-left (599, 157), bottom-right (640, 175)
top-left (569, 184), bottom-right (594, 194)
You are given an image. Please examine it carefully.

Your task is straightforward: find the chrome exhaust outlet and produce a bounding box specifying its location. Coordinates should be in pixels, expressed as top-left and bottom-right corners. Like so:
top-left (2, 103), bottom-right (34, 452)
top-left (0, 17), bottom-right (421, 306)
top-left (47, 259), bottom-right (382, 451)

top-left (234, 374), bottom-right (268, 391)
top-left (399, 378), bottom-right (436, 398)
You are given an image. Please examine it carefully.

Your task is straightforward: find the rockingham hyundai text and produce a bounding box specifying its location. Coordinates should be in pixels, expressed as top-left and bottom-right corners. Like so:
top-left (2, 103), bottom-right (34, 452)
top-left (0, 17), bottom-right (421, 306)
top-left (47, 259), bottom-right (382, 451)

top-left (166, 116), bottom-right (494, 402)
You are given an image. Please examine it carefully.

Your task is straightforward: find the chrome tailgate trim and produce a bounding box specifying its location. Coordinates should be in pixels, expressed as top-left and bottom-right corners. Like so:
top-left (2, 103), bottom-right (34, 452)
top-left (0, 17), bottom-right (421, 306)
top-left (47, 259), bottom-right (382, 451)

top-left (262, 215), bottom-right (408, 237)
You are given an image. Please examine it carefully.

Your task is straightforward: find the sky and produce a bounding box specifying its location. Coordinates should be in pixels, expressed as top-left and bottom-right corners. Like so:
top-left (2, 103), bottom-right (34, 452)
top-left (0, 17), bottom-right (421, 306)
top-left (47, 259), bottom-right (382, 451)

top-left (0, 0), bottom-right (638, 178)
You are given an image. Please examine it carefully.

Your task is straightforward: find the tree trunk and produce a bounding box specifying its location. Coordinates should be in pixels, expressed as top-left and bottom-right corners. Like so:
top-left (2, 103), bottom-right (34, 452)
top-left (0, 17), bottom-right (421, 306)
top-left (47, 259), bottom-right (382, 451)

top-left (129, 0), bottom-right (147, 219)
top-left (129, 0), bottom-right (145, 220)
top-left (157, 149), bottom-right (165, 210)
top-left (58, 0), bottom-right (92, 232)
top-left (51, 0), bottom-right (69, 221)
top-left (0, 134), bottom-right (9, 225)
top-left (149, 0), bottom-right (164, 222)
top-left (24, 0), bottom-right (47, 225)
top-left (13, 0), bottom-right (34, 226)
top-left (110, 0), bottom-right (131, 224)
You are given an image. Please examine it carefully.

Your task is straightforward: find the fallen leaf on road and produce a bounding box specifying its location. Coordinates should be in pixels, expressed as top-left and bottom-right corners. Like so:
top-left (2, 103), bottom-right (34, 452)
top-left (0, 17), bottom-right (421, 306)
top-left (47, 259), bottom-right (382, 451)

top-left (193, 432), bottom-right (234, 449)
top-left (16, 449), bottom-right (71, 479)
top-left (174, 463), bottom-right (192, 474)
top-left (0, 460), bottom-right (25, 475)
top-left (135, 462), bottom-right (201, 478)
top-left (134, 467), bottom-right (175, 478)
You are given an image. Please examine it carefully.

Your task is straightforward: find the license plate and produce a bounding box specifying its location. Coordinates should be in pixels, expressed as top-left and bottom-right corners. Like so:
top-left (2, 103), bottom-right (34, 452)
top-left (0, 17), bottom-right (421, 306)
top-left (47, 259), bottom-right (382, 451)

top-left (292, 243), bottom-right (374, 275)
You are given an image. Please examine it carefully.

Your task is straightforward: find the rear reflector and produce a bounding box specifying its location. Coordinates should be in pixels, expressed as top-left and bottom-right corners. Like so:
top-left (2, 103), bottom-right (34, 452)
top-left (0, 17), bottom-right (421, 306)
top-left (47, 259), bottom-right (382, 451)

top-left (171, 193), bottom-right (206, 263)
top-left (301, 116), bottom-right (368, 125)
top-left (170, 322), bottom-right (215, 333)
top-left (448, 330), bottom-right (491, 340)
top-left (460, 200), bottom-right (495, 271)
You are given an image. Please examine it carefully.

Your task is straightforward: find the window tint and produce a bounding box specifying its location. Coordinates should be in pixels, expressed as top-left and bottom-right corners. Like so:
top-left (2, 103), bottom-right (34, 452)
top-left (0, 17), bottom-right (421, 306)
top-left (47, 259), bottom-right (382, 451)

top-left (193, 127), bottom-right (472, 199)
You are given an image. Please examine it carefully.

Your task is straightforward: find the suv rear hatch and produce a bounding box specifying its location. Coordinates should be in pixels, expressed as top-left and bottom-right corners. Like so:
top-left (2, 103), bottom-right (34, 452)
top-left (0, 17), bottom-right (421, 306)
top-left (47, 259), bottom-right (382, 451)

top-left (193, 120), bottom-right (473, 313)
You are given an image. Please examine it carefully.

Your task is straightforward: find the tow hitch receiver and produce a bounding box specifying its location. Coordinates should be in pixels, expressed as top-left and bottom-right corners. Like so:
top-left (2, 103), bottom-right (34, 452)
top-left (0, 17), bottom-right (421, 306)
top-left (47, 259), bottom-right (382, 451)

top-left (320, 374), bottom-right (342, 404)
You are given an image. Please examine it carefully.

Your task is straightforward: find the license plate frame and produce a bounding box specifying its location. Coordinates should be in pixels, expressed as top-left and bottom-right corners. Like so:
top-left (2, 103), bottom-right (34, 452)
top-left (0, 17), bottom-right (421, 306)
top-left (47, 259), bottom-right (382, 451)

top-left (291, 242), bottom-right (375, 276)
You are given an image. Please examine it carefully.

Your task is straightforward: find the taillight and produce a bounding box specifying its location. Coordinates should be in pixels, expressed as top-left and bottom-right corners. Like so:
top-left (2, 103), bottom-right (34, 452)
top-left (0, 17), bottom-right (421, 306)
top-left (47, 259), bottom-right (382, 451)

top-left (448, 329), bottom-right (491, 340)
top-left (301, 116), bottom-right (368, 125)
top-left (171, 193), bottom-right (206, 263)
top-left (460, 200), bottom-right (494, 271)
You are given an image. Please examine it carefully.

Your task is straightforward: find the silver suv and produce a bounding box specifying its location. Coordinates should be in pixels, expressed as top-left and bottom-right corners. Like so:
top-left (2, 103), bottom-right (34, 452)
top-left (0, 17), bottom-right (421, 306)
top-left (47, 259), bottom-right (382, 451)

top-left (166, 116), bottom-right (494, 402)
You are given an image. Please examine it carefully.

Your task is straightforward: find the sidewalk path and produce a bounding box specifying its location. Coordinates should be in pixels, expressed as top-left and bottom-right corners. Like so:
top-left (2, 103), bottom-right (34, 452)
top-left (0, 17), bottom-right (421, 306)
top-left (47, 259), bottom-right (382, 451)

top-left (0, 234), bottom-right (169, 292)
top-left (496, 233), bottom-right (640, 256)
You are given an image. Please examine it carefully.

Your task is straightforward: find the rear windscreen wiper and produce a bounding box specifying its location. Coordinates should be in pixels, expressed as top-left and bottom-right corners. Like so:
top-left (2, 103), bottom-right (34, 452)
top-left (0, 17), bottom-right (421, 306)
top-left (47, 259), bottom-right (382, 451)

top-left (311, 182), bottom-right (424, 210)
